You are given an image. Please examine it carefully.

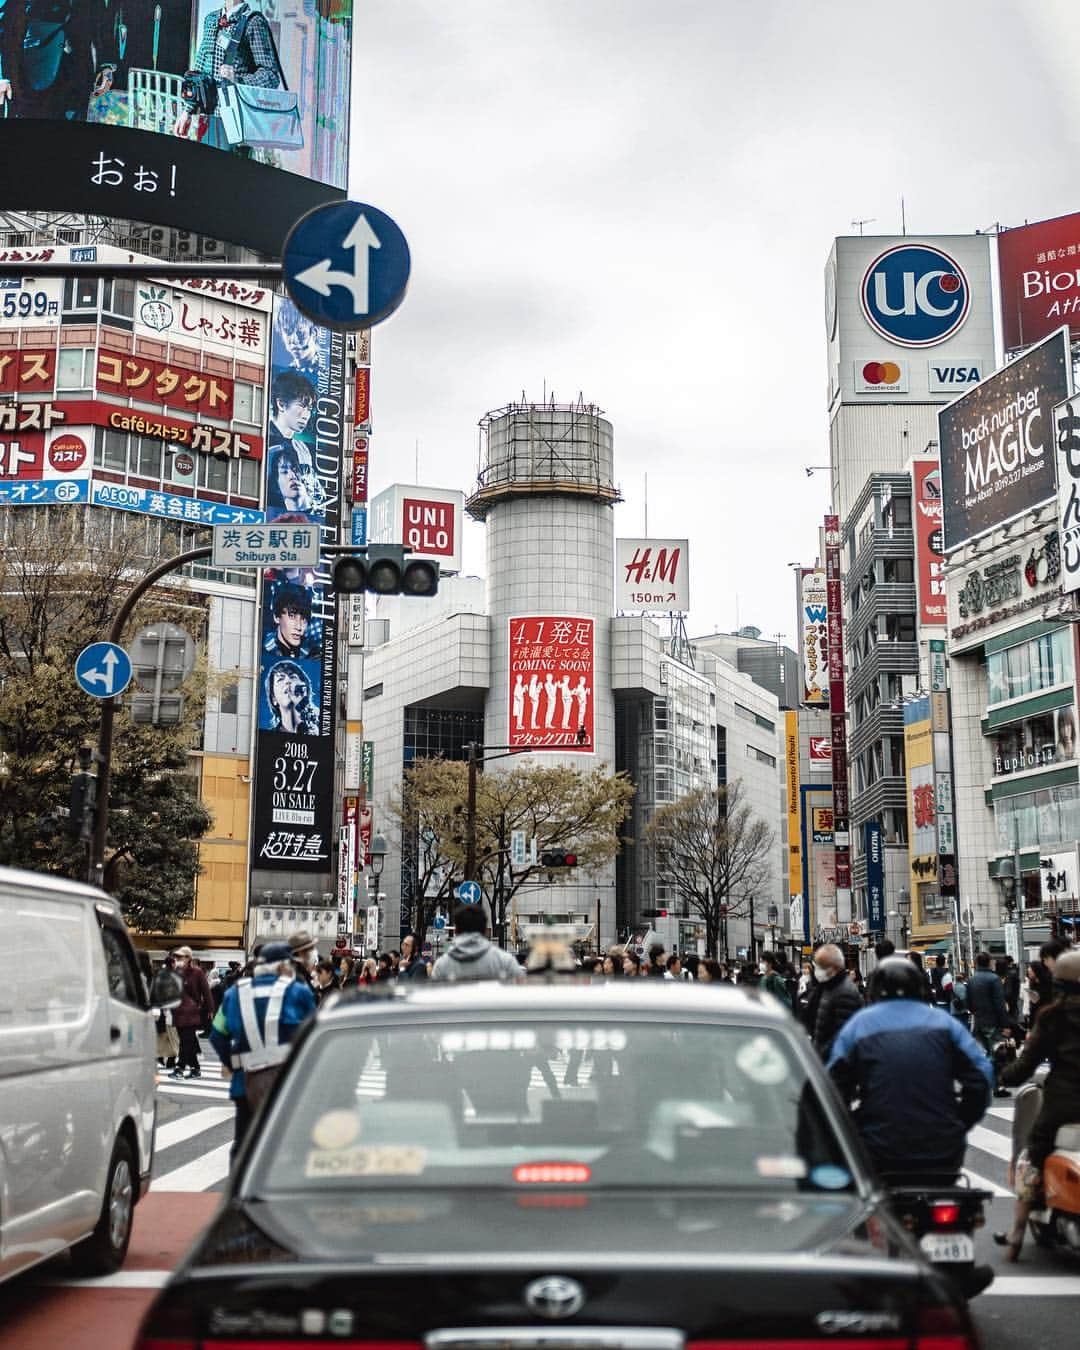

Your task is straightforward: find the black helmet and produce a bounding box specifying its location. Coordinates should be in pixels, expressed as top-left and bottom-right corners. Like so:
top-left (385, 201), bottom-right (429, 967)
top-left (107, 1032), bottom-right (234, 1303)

top-left (867, 956), bottom-right (926, 1003)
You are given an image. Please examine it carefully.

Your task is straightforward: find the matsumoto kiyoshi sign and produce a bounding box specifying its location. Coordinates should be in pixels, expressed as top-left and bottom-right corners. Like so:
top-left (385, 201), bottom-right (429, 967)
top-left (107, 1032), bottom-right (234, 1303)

top-left (938, 328), bottom-right (1071, 552)
top-left (860, 243), bottom-right (971, 348)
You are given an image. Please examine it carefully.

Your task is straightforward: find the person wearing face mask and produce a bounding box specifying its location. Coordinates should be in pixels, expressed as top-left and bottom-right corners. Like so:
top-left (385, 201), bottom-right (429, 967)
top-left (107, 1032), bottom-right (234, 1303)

top-left (287, 929), bottom-right (319, 985)
top-left (808, 943), bottom-right (863, 1062)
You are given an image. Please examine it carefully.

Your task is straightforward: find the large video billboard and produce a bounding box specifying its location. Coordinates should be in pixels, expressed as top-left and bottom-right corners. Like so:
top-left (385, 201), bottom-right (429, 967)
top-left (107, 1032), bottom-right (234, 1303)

top-left (251, 298), bottom-right (345, 873)
top-left (0, 0), bottom-right (350, 251)
top-left (508, 616), bottom-right (594, 752)
top-left (938, 328), bottom-right (1071, 552)
top-left (998, 212), bottom-right (1080, 352)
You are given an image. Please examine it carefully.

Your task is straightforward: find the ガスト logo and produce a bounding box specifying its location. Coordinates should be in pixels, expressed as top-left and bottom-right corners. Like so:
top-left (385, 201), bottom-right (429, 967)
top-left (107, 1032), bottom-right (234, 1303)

top-left (860, 244), bottom-right (970, 348)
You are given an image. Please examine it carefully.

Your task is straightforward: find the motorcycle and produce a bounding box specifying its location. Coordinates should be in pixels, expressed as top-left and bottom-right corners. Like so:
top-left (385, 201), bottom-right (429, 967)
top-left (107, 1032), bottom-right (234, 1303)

top-left (884, 1172), bottom-right (994, 1298)
top-left (1012, 1074), bottom-right (1080, 1258)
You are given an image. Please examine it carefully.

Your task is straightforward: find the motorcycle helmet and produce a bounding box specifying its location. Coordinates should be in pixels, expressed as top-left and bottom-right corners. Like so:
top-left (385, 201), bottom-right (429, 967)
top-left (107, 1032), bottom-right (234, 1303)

top-left (1051, 948), bottom-right (1080, 999)
top-left (867, 956), bottom-right (926, 1002)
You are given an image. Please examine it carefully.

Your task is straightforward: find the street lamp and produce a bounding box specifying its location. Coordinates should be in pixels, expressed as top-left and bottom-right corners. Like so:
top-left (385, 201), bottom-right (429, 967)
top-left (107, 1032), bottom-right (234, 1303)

top-left (369, 832), bottom-right (388, 881)
top-left (897, 889), bottom-right (911, 949)
top-left (766, 903), bottom-right (778, 951)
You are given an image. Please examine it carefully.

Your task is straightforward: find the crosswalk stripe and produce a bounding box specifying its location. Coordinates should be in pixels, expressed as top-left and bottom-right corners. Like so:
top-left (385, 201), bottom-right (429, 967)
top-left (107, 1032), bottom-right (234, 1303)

top-left (151, 1141), bottom-right (233, 1192)
top-left (984, 1275), bottom-right (1080, 1297)
top-left (968, 1124), bottom-right (1013, 1163)
top-left (157, 1084), bottom-right (232, 1101)
top-left (154, 1105), bottom-right (235, 1152)
top-left (961, 1167), bottom-right (1012, 1198)
top-left (988, 1105), bottom-right (1016, 1121)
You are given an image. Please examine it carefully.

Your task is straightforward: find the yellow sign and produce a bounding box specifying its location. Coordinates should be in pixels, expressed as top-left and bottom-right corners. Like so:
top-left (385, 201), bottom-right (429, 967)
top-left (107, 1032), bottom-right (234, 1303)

top-left (904, 708), bottom-right (936, 914)
top-left (785, 711), bottom-right (802, 901)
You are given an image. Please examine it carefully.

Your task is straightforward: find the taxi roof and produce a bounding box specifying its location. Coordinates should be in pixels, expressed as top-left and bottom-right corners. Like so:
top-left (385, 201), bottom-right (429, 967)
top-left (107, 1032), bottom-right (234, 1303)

top-left (318, 978), bottom-right (789, 1026)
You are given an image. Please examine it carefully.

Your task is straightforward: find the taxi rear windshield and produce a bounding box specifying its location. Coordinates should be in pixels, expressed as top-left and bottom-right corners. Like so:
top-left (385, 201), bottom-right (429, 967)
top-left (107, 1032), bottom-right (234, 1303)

top-left (253, 1019), bottom-right (855, 1193)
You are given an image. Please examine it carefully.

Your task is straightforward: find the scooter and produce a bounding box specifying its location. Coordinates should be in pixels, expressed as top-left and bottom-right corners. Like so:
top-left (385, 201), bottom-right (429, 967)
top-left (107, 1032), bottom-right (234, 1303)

top-left (1012, 1075), bottom-right (1080, 1258)
top-left (884, 1172), bottom-right (994, 1298)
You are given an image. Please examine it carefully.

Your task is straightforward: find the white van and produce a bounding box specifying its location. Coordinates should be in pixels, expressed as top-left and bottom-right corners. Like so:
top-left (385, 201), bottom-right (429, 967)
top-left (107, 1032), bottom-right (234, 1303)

top-left (0, 866), bottom-right (157, 1283)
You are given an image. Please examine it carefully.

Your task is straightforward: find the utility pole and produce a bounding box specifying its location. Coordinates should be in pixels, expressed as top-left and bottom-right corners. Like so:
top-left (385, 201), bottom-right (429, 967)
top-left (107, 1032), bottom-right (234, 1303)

top-left (464, 741), bottom-right (478, 883)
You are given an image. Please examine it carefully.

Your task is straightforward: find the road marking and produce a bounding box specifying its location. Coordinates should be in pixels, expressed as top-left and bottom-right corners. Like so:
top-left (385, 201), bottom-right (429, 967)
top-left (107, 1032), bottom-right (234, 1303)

top-left (962, 1167), bottom-right (1012, 1198)
top-left (151, 1141), bottom-right (232, 1192)
top-left (984, 1275), bottom-right (1080, 1297)
top-left (51, 1269), bottom-right (172, 1289)
top-left (968, 1124), bottom-right (1013, 1163)
top-left (154, 1105), bottom-right (234, 1151)
top-left (988, 1105), bottom-right (1015, 1121)
top-left (158, 1084), bottom-right (232, 1101)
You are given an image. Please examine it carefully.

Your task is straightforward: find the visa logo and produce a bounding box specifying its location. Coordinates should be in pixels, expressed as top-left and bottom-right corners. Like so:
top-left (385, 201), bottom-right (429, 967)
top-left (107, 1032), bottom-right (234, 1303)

top-left (928, 362), bottom-right (982, 393)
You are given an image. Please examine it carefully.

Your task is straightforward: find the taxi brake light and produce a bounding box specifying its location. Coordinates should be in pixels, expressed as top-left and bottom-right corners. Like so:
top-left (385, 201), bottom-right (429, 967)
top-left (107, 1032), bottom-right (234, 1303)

top-left (513, 1162), bottom-right (592, 1184)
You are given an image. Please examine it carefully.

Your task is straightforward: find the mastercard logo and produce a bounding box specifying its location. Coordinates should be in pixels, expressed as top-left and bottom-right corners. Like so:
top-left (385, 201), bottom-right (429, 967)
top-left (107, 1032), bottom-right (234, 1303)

top-left (862, 361), bottom-right (903, 385)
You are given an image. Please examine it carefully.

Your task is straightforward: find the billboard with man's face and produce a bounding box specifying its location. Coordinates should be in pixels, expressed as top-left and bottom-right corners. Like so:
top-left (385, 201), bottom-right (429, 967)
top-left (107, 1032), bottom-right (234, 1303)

top-left (0, 0), bottom-right (351, 251)
top-left (250, 297), bottom-right (345, 875)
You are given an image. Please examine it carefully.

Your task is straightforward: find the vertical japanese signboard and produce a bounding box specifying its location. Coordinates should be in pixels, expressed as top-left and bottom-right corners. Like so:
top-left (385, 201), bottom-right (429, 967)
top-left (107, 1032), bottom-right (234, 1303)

top-left (1054, 395), bottom-right (1080, 597)
top-left (250, 298), bottom-right (344, 873)
top-left (508, 616), bottom-right (594, 751)
top-left (913, 458), bottom-right (946, 625)
top-left (799, 568), bottom-right (829, 705)
top-left (904, 696), bottom-right (937, 908)
top-left (785, 711), bottom-right (803, 934)
top-left (824, 515), bottom-right (851, 916)
top-left (864, 821), bottom-right (885, 937)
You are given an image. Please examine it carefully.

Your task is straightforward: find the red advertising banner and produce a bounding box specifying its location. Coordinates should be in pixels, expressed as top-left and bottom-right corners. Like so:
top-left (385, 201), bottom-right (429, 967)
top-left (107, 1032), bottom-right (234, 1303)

top-left (354, 367), bottom-right (371, 426)
top-left (352, 434), bottom-right (369, 503)
top-left (96, 350), bottom-right (234, 420)
top-left (998, 212), bottom-right (1080, 351)
top-left (0, 348), bottom-right (56, 394)
top-left (403, 496), bottom-right (456, 558)
top-left (508, 615), bottom-right (594, 751)
top-left (913, 459), bottom-right (946, 625)
top-left (823, 514), bottom-right (851, 896)
top-left (0, 430), bottom-right (90, 481)
top-left (9, 399), bottom-right (263, 460)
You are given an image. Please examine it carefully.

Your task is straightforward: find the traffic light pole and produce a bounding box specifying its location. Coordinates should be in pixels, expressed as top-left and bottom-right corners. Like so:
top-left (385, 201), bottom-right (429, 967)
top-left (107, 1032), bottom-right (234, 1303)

top-left (87, 540), bottom-right (362, 889)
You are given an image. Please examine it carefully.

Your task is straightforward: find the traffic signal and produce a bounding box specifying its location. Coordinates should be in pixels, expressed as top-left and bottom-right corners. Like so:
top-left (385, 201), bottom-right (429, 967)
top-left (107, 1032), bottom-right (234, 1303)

top-left (69, 769), bottom-right (97, 843)
top-left (331, 545), bottom-right (439, 598)
top-left (641, 908), bottom-right (668, 918)
top-left (540, 847), bottom-right (578, 869)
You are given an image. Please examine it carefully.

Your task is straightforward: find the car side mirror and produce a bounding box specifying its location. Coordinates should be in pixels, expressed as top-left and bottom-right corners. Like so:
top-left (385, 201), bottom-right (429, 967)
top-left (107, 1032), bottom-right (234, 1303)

top-left (149, 968), bottom-right (184, 1011)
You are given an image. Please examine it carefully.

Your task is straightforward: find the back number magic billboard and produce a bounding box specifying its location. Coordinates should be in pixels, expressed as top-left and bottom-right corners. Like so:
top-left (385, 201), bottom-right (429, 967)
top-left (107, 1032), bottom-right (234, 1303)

top-left (938, 328), bottom-right (1071, 552)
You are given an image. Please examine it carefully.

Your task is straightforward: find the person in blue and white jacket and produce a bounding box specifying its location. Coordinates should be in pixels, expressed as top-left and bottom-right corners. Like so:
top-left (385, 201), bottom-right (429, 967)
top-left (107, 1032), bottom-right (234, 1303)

top-left (210, 940), bottom-right (316, 1163)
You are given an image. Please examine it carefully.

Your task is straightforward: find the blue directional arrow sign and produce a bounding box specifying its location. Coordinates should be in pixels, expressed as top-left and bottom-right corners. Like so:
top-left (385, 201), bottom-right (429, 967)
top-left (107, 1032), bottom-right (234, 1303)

top-left (283, 200), bottom-right (410, 332)
top-left (455, 880), bottom-right (482, 906)
top-left (75, 642), bottom-right (133, 699)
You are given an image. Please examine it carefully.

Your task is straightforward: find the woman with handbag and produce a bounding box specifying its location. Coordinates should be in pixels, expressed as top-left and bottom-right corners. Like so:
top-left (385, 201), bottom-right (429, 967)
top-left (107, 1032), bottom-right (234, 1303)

top-left (174, 0), bottom-right (300, 154)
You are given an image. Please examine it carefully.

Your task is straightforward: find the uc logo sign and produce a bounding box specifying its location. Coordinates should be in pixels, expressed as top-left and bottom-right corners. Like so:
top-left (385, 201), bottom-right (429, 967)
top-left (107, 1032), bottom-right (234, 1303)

top-left (860, 244), bottom-right (970, 348)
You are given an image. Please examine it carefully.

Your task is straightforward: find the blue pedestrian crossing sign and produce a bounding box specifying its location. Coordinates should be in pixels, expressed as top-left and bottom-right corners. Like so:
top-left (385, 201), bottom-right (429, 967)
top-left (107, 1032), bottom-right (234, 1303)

top-left (75, 642), bottom-right (133, 699)
top-left (283, 200), bottom-right (411, 332)
top-left (456, 880), bottom-right (482, 906)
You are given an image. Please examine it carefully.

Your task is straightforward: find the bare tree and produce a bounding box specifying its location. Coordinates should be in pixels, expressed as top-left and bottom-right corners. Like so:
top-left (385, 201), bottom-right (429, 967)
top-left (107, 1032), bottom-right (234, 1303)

top-left (644, 779), bottom-right (774, 958)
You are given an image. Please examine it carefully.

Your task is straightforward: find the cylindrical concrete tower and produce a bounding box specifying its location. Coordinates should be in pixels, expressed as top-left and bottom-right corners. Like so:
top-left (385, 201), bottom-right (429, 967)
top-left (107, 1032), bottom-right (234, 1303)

top-left (468, 398), bottom-right (621, 773)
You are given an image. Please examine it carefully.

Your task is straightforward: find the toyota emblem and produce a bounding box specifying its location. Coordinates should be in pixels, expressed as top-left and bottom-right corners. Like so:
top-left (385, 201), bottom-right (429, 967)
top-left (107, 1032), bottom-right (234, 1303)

top-left (523, 1275), bottom-right (585, 1320)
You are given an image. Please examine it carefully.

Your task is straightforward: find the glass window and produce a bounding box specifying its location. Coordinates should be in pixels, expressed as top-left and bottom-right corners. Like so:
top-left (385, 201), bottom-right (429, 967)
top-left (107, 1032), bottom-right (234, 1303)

top-left (103, 278), bottom-right (136, 318)
top-left (234, 381), bottom-right (263, 424)
top-left (135, 437), bottom-right (163, 478)
top-left (95, 426), bottom-right (128, 472)
top-left (252, 1021), bottom-right (854, 1195)
top-left (63, 277), bottom-right (98, 310)
top-left (235, 456), bottom-right (260, 497)
top-left (98, 922), bottom-right (143, 1006)
top-left (199, 453), bottom-right (229, 492)
top-left (56, 347), bottom-right (94, 390)
top-left (988, 629), bottom-right (1073, 706)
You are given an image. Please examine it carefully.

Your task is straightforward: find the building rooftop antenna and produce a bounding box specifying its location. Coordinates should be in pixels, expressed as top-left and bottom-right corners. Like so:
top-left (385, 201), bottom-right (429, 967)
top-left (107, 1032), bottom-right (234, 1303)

top-left (851, 218), bottom-right (876, 236)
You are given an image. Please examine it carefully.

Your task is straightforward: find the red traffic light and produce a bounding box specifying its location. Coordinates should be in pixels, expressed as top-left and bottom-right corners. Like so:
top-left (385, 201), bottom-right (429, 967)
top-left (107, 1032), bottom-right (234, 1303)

top-left (564, 853), bottom-right (577, 867)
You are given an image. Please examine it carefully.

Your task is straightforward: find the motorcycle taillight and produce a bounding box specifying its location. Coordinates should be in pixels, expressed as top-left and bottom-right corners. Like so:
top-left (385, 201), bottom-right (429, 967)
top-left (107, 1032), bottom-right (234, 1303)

top-left (929, 1201), bottom-right (962, 1227)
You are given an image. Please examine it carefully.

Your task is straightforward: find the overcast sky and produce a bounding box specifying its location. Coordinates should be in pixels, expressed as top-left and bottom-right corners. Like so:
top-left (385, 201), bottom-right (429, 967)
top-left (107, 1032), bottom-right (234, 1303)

top-left (350, 1), bottom-right (1079, 644)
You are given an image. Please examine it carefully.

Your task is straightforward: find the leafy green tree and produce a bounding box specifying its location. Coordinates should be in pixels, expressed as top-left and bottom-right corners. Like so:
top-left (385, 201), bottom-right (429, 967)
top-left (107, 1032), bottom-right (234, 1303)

top-left (392, 757), bottom-right (634, 944)
top-left (0, 510), bottom-right (211, 934)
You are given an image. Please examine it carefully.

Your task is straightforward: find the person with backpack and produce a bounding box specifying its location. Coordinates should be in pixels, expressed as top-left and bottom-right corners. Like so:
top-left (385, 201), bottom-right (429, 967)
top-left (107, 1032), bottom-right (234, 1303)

top-left (759, 949), bottom-right (792, 1008)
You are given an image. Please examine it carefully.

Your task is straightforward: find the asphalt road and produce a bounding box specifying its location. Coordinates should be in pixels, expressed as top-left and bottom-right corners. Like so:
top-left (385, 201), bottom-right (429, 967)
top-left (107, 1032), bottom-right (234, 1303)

top-left (2, 1049), bottom-right (1078, 1349)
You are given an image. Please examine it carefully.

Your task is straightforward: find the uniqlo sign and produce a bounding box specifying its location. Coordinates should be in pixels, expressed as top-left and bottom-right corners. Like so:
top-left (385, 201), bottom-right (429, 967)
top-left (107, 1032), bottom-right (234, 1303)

top-left (403, 496), bottom-right (455, 558)
top-left (508, 616), bottom-right (594, 752)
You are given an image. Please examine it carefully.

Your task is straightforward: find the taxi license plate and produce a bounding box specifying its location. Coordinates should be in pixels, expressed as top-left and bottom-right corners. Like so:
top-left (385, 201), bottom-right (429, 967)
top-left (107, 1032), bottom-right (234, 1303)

top-left (920, 1232), bottom-right (974, 1263)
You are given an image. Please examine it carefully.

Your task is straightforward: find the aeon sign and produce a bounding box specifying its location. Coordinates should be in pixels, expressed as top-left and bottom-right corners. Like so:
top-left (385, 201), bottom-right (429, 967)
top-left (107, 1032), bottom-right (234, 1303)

top-left (860, 244), bottom-right (970, 348)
